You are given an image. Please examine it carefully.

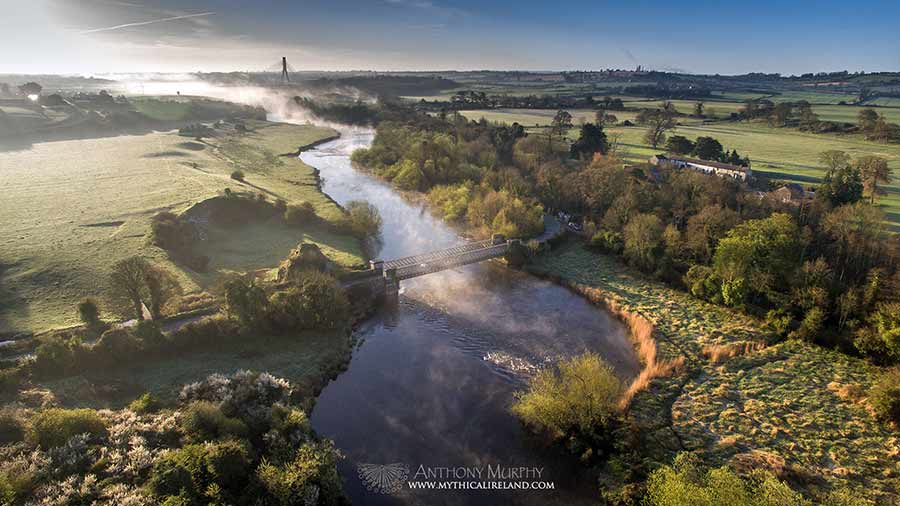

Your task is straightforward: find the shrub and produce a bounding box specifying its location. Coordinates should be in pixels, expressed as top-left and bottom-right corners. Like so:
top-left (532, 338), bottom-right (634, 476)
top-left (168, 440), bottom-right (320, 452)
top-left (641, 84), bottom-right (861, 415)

top-left (284, 202), bottom-right (317, 226)
top-left (869, 367), bottom-right (900, 427)
top-left (77, 298), bottom-right (101, 327)
top-left (683, 265), bottom-right (723, 304)
top-left (133, 320), bottom-right (166, 349)
top-left (180, 371), bottom-right (293, 431)
top-left (344, 200), bottom-right (382, 239)
top-left (644, 452), bottom-right (869, 506)
top-left (149, 440), bottom-right (251, 502)
top-left (92, 327), bottom-right (143, 364)
top-left (0, 408), bottom-right (23, 444)
top-left (168, 314), bottom-right (242, 351)
top-left (27, 408), bottom-right (107, 450)
top-left (32, 334), bottom-right (81, 377)
top-left (128, 393), bottom-right (162, 414)
top-left (511, 352), bottom-right (621, 459)
top-left (266, 271), bottom-right (350, 331)
top-left (230, 170), bottom-right (245, 181)
top-left (589, 229), bottom-right (624, 254)
top-left (257, 441), bottom-right (343, 506)
top-left (224, 278), bottom-right (268, 328)
top-left (180, 401), bottom-right (249, 443)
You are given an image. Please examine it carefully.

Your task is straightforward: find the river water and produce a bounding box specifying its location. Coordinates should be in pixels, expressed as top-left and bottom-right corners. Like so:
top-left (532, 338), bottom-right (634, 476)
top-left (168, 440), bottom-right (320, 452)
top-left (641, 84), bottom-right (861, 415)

top-left (300, 129), bottom-right (639, 506)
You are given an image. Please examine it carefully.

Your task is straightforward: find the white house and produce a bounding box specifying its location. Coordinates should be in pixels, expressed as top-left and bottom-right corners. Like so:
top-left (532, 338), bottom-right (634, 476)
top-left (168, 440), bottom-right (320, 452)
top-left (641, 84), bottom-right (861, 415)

top-left (650, 154), bottom-right (751, 181)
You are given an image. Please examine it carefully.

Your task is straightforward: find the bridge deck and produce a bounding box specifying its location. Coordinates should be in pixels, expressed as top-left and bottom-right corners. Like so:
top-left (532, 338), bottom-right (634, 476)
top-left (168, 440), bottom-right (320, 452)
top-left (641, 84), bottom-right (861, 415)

top-left (394, 242), bottom-right (508, 280)
top-left (383, 239), bottom-right (495, 270)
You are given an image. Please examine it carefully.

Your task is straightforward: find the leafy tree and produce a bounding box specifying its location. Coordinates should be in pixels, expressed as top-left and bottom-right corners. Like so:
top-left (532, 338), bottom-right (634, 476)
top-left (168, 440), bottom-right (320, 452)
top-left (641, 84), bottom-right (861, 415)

top-left (857, 108), bottom-right (879, 132)
top-left (623, 213), bottom-right (664, 272)
top-left (822, 203), bottom-right (886, 282)
top-left (869, 367), bottom-right (900, 427)
top-left (817, 151), bottom-right (863, 206)
top-left (665, 135), bottom-right (695, 155)
top-left (595, 110), bottom-right (618, 127)
top-left (549, 109), bottom-right (573, 146)
top-left (638, 108), bottom-right (677, 148)
top-left (224, 278), bottom-right (268, 328)
top-left (17, 82), bottom-right (41, 97)
top-left (77, 298), bottom-right (101, 327)
top-left (796, 101), bottom-right (819, 130)
top-left (569, 122), bottom-right (608, 159)
top-left (693, 101), bottom-right (704, 117)
top-left (769, 102), bottom-right (793, 127)
top-left (511, 353), bottom-right (621, 453)
top-left (713, 213), bottom-right (802, 306)
top-left (345, 200), bottom-right (382, 239)
top-left (693, 136), bottom-right (725, 161)
top-left (855, 155), bottom-right (891, 203)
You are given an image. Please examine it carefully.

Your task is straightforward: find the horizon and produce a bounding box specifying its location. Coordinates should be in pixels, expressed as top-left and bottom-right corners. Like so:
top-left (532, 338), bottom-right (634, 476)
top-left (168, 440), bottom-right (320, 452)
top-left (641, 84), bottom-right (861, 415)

top-left (2, 0), bottom-right (899, 75)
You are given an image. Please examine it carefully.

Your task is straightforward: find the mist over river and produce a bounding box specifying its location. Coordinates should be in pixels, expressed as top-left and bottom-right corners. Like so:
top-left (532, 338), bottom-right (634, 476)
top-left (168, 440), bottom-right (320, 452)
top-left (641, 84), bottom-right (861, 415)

top-left (298, 129), bottom-right (640, 506)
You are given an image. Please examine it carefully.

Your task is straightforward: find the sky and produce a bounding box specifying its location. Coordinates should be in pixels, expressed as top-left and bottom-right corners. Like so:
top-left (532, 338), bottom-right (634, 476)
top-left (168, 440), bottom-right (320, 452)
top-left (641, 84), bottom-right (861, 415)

top-left (1, 0), bottom-right (899, 75)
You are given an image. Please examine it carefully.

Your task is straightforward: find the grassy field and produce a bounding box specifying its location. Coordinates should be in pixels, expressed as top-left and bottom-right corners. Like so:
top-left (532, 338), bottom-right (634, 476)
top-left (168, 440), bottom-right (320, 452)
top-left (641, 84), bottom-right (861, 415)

top-left (530, 242), bottom-right (899, 503)
top-left (459, 108), bottom-right (639, 127)
top-left (0, 121), bottom-right (363, 334)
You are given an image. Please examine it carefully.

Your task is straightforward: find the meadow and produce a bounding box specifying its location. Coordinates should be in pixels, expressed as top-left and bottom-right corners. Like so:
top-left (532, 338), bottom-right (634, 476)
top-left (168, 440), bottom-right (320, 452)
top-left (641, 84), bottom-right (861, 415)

top-left (0, 121), bottom-right (363, 335)
top-left (530, 242), bottom-right (899, 503)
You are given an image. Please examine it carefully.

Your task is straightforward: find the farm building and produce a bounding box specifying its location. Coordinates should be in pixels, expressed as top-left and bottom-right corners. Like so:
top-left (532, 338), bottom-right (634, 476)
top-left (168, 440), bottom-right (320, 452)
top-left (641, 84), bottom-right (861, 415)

top-left (769, 183), bottom-right (814, 205)
top-left (649, 154), bottom-right (751, 181)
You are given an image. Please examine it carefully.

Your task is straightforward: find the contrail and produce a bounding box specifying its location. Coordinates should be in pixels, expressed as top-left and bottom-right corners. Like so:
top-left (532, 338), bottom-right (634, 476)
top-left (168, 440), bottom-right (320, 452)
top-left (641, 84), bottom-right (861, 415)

top-left (79, 12), bottom-right (215, 34)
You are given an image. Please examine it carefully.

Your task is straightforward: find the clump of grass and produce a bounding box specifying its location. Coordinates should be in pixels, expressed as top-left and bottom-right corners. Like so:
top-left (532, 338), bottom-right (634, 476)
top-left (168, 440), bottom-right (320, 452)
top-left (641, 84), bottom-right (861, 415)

top-left (703, 341), bottom-right (766, 365)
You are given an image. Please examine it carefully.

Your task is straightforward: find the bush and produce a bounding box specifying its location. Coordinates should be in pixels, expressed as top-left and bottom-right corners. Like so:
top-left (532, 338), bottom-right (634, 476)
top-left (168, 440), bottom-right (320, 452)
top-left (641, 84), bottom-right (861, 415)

top-left (869, 367), bottom-right (900, 427)
top-left (511, 352), bottom-right (621, 459)
top-left (129, 393), bottom-right (162, 414)
top-left (180, 401), bottom-right (249, 443)
top-left (589, 229), bottom-right (624, 254)
top-left (644, 453), bottom-right (812, 506)
top-left (92, 327), bottom-right (143, 364)
top-left (224, 278), bottom-right (268, 328)
top-left (266, 271), bottom-right (350, 331)
top-left (27, 408), bottom-right (107, 450)
top-left (133, 320), bottom-right (166, 349)
top-left (168, 314), bottom-right (242, 351)
top-left (32, 334), bottom-right (82, 377)
top-left (683, 265), bottom-right (723, 304)
top-left (344, 200), bottom-right (382, 239)
top-left (77, 298), bottom-right (101, 326)
top-left (0, 408), bottom-right (23, 444)
top-left (283, 202), bottom-right (317, 226)
top-left (149, 440), bottom-right (251, 502)
top-left (179, 370), bottom-right (293, 431)
top-left (257, 441), bottom-right (343, 506)
top-left (230, 170), bottom-right (245, 181)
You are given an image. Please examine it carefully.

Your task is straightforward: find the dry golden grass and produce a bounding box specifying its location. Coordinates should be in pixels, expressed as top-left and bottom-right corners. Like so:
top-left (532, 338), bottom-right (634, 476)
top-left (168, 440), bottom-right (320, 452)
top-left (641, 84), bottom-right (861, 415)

top-left (703, 341), bottom-right (767, 365)
top-left (558, 281), bottom-right (686, 410)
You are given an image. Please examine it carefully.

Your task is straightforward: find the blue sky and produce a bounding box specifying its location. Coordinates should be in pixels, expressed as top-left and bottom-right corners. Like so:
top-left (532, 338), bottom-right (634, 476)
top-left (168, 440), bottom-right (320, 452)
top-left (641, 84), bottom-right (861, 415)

top-left (1, 0), bottom-right (898, 74)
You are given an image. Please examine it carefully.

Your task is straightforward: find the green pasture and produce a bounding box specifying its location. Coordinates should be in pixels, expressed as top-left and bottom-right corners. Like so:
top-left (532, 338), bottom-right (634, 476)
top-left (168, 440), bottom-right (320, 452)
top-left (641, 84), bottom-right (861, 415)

top-left (0, 122), bottom-right (362, 334)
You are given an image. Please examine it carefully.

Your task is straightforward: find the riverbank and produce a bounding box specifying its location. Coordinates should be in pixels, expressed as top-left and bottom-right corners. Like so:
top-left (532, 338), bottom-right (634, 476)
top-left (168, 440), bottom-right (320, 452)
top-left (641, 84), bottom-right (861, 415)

top-left (529, 240), bottom-right (898, 503)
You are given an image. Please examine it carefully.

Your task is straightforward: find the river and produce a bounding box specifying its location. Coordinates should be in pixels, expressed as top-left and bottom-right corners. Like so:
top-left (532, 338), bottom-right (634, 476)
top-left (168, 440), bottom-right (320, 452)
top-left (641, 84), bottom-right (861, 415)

top-left (300, 129), bottom-right (640, 506)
